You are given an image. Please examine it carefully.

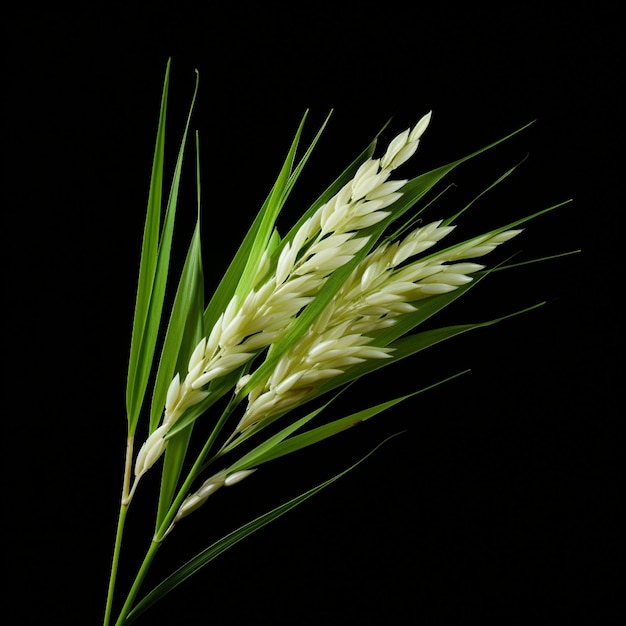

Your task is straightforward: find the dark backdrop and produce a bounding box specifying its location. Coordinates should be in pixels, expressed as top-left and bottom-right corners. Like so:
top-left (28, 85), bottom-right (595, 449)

top-left (5, 4), bottom-right (619, 625)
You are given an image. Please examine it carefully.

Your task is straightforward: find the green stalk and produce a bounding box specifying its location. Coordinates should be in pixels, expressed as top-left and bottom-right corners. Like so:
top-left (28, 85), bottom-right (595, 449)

top-left (113, 540), bottom-right (162, 626)
top-left (111, 410), bottom-right (232, 624)
top-left (104, 437), bottom-right (134, 625)
top-left (104, 505), bottom-right (129, 625)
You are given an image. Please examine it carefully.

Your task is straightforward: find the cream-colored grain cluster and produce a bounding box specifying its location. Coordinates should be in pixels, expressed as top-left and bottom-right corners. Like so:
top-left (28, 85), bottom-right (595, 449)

top-left (236, 224), bottom-right (522, 432)
top-left (134, 112), bottom-right (433, 477)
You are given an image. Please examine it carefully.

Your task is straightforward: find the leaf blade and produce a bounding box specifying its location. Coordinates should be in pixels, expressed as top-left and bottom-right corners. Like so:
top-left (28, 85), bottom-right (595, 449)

top-left (155, 131), bottom-right (207, 527)
top-left (125, 60), bottom-right (170, 432)
top-left (126, 66), bottom-right (199, 433)
top-left (227, 370), bottom-right (468, 470)
top-left (126, 437), bottom-right (399, 623)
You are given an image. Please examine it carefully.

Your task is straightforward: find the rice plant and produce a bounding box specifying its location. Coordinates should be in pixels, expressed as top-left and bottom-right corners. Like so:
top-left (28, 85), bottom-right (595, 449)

top-left (103, 60), bottom-right (575, 625)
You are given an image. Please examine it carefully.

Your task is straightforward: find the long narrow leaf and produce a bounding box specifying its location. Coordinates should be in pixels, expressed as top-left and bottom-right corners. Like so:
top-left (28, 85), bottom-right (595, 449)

top-left (202, 113), bottom-right (377, 334)
top-left (155, 131), bottom-right (207, 526)
top-left (311, 302), bottom-right (546, 402)
top-left (443, 159), bottom-right (526, 226)
top-left (126, 67), bottom-right (199, 432)
top-left (202, 112), bottom-right (308, 333)
top-left (126, 60), bottom-right (170, 432)
top-left (233, 112), bottom-right (308, 300)
top-left (126, 437), bottom-right (400, 623)
top-left (218, 387), bottom-right (349, 458)
top-left (149, 127), bottom-right (204, 432)
top-left (227, 370), bottom-right (468, 471)
top-left (273, 118), bottom-right (382, 253)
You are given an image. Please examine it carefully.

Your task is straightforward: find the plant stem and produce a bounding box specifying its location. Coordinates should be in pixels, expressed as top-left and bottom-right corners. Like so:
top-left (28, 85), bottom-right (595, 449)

top-left (155, 425), bottom-right (225, 539)
top-left (112, 400), bottom-right (242, 623)
top-left (104, 436), bottom-right (134, 626)
top-left (110, 464), bottom-right (201, 624)
top-left (104, 504), bottom-right (129, 625)
top-left (111, 412), bottom-right (233, 622)
top-left (113, 539), bottom-right (161, 626)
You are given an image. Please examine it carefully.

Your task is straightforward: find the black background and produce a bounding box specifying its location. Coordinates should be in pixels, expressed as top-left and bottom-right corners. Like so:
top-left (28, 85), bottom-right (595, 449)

top-left (5, 3), bottom-right (620, 625)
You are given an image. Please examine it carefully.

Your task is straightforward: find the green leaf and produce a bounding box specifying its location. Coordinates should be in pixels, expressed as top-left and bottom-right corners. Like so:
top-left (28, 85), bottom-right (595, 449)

top-left (273, 117), bottom-right (380, 252)
top-left (233, 112), bottom-right (309, 301)
top-left (226, 370), bottom-right (468, 471)
top-left (202, 111), bottom-right (310, 334)
top-left (202, 111), bottom-right (378, 336)
top-left (154, 131), bottom-right (206, 527)
top-left (149, 128), bottom-right (205, 433)
top-left (126, 437), bottom-right (400, 623)
top-left (370, 194), bottom-right (571, 351)
top-left (125, 64), bottom-right (199, 434)
top-left (218, 388), bottom-right (346, 458)
top-left (125, 60), bottom-right (170, 432)
top-left (310, 301), bottom-right (546, 403)
top-left (443, 159), bottom-right (525, 226)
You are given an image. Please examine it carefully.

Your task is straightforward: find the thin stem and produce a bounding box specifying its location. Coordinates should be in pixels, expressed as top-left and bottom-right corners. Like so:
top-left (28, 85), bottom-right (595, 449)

top-left (113, 540), bottom-right (162, 626)
top-left (110, 408), bottom-right (234, 622)
top-left (104, 505), bottom-right (129, 625)
top-left (111, 400), bottom-right (240, 622)
top-left (109, 447), bottom-right (209, 624)
top-left (104, 436), bottom-right (134, 626)
top-left (155, 408), bottom-right (232, 540)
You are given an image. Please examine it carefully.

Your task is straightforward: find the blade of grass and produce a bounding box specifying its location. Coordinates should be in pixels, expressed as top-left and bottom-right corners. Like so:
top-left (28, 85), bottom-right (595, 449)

top-left (233, 112), bottom-right (309, 300)
top-left (311, 302), bottom-right (546, 403)
top-left (126, 66), bottom-right (199, 433)
top-left (202, 112), bottom-right (377, 334)
top-left (368, 197), bottom-right (572, 351)
top-left (125, 436), bottom-right (402, 623)
top-left (155, 131), bottom-right (207, 527)
top-left (202, 111), bottom-right (309, 333)
top-left (125, 59), bottom-right (170, 433)
top-left (269, 118), bottom-right (382, 258)
top-left (226, 370), bottom-right (468, 470)
top-left (217, 387), bottom-right (348, 458)
top-left (149, 126), bottom-right (204, 432)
